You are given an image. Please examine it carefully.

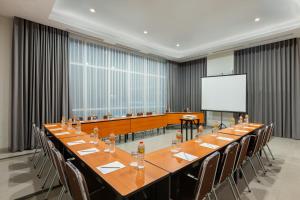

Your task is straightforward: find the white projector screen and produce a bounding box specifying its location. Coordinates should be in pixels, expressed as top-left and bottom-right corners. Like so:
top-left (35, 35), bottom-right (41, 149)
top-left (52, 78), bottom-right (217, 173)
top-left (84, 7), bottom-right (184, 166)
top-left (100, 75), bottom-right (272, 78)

top-left (201, 74), bottom-right (247, 112)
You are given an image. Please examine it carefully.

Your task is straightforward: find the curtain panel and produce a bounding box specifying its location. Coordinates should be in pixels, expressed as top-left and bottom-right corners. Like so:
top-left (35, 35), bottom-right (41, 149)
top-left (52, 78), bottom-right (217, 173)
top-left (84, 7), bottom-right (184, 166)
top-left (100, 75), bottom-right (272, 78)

top-left (11, 17), bottom-right (70, 152)
top-left (178, 58), bottom-right (207, 112)
top-left (234, 38), bottom-right (300, 139)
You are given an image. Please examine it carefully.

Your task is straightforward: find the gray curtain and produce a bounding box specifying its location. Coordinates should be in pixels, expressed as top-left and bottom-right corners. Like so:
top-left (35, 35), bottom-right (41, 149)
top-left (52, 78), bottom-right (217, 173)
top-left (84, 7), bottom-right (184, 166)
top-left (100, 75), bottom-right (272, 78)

top-left (167, 58), bottom-right (207, 112)
top-left (167, 61), bottom-right (181, 111)
top-left (234, 38), bottom-right (300, 139)
top-left (11, 17), bottom-right (70, 152)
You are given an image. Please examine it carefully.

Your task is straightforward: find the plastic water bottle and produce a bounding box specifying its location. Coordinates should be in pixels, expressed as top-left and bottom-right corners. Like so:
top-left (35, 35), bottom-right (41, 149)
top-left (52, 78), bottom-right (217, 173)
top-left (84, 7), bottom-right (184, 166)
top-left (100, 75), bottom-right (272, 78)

top-left (238, 116), bottom-right (244, 124)
top-left (244, 114), bottom-right (249, 123)
top-left (137, 141), bottom-right (145, 169)
top-left (61, 116), bottom-right (66, 128)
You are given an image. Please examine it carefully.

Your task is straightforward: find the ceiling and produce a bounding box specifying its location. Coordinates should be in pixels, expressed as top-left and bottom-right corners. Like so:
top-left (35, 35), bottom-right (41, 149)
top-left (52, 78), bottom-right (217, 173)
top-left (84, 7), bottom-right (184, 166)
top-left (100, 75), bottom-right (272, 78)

top-left (1, 0), bottom-right (300, 62)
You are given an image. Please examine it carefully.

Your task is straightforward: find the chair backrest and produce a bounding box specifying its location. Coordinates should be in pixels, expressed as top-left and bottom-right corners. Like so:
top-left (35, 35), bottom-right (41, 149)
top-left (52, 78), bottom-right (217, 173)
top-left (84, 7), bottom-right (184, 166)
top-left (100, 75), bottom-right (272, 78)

top-left (235, 136), bottom-right (251, 170)
top-left (266, 123), bottom-right (274, 143)
top-left (126, 113), bottom-right (133, 117)
top-left (250, 128), bottom-right (265, 156)
top-left (261, 125), bottom-right (270, 147)
top-left (146, 112), bottom-right (152, 116)
top-left (218, 142), bottom-right (240, 184)
top-left (46, 140), bottom-right (56, 165)
top-left (195, 152), bottom-right (220, 200)
top-left (65, 161), bottom-right (90, 200)
top-left (51, 147), bottom-right (69, 190)
top-left (137, 112), bottom-right (143, 116)
top-left (87, 116), bottom-right (98, 120)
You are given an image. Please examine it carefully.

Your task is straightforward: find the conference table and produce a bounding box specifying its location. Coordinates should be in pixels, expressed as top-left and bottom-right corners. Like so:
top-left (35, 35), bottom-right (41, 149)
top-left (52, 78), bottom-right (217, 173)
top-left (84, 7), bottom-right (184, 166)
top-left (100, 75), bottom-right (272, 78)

top-left (45, 124), bottom-right (170, 200)
top-left (74, 112), bottom-right (204, 142)
top-left (44, 121), bottom-right (263, 200)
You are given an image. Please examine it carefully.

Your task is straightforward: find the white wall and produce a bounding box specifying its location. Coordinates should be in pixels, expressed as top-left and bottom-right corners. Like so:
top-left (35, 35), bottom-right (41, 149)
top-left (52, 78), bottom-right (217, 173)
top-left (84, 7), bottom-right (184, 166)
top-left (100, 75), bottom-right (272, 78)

top-left (206, 52), bottom-right (234, 126)
top-left (0, 16), bottom-right (12, 151)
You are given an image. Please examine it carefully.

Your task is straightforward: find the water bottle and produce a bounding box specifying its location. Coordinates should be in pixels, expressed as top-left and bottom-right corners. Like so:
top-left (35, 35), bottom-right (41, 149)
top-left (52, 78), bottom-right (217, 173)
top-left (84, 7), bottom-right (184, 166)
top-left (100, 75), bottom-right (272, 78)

top-left (137, 141), bottom-right (145, 169)
top-left (238, 116), bottom-right (244, 124)
top-left (244, 114), bottom-right (249, 123)
top-left (61, 116), bottom-right (66, 128)
top-left (76, 120), bottom-right (81, 134)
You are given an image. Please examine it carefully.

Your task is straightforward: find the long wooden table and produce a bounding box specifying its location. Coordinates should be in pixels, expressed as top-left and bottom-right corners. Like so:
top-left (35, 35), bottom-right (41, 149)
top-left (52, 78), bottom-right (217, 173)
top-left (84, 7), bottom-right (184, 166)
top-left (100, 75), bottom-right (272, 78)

top-left (44, 127), bottom-right (170, 200)
top-left (145, 133), bottom-right (241, 173)
top-left (44, 120), bottom-right (262, 200)
top-left (218, 123), bottom-right (264, 136)
top-left (49, 112), bottom-right (205, 141)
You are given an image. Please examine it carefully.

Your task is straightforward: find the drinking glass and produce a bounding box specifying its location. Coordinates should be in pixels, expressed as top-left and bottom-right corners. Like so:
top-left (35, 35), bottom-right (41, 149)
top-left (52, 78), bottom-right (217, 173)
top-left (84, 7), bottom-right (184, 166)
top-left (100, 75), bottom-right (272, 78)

top-left (170, 139), bottom-right (179, 153)
top-left (104, 139), bottom-right (111, 152)
top-left (195, 133), bottom-right (202, 143)
top-left (129, 151), bottom-right (138, 167)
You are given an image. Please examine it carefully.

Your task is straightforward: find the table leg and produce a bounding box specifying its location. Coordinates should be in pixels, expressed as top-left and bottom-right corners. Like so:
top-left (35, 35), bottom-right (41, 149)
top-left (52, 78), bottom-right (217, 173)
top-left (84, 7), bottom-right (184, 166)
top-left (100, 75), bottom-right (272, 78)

top-left (190, 121), bottom-right (193, 140)
top-left (185, 121), bottom-right (188, 141)
top-left (180, 120), bottom-right (183, 142)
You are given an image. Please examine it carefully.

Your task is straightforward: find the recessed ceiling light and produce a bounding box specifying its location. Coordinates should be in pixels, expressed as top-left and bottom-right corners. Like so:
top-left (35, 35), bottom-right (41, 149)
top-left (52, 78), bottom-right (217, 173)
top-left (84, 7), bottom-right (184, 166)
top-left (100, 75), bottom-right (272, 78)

top-left (176, 43), bottom-right (180, 47)
top-left (143, 30), bottom-right (148, 34)
top-left (254, 17), bottom-right (260, 22)
top-left (89, 8), bottom-right (96, 13)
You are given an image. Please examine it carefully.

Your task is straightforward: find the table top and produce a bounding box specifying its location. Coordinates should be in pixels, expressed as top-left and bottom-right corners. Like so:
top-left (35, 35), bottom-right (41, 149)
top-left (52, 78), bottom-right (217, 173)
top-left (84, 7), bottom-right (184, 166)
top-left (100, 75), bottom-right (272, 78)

top-left (145, 133), bottom-right (241, 173)
top-left (44, 124), bottom-right (87, 139)
top-left (58, 135), bottom-right (169, 197)
top-left (218, 123), bottom-right (264, 136)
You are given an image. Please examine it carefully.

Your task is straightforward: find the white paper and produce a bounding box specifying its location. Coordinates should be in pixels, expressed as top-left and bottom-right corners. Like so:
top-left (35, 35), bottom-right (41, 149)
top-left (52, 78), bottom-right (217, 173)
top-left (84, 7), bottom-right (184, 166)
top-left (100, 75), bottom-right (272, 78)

top-left (78, 148), bottom-right (99, 156)
top-left (46, 125), bottom-right (57, 127)
top-left (55, 132), bottom-right (70, 136)
top-left (243, 126), bottom-right (255, 129)
top-left (217, 136), bottom-right (234, 141)
top-left (49, 128), bottom-right (63, 131)
top-left (174, 152), bottom-right (198, 161)
top-left (200, 143), bottom-right (220, 149)
top-left (67, 140), bottom-right (85, 146)
top-left (248, 124), bottom-right (261, 127)
top-left (234, 129), bottom-right (248, 133)
top-left (97, 161), bottom-right (125, 174)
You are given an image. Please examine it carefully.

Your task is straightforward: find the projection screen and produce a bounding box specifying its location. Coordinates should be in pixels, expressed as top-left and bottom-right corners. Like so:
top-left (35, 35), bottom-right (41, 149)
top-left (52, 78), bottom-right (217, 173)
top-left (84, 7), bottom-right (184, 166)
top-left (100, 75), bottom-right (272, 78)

top-left (201, 74), bottom-right (247, 113)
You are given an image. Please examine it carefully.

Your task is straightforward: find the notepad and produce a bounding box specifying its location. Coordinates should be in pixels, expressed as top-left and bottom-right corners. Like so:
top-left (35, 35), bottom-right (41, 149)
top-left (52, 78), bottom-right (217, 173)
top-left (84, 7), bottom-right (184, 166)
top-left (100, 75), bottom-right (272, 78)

top-left (49, 128), bottom-right (63, 131)
top-left (200, 143), bottom-right (220, 149)
top-left (55, 132), bottom-right (70, 136)
top-left (243, 126), bottom-right (255, 129)
top-left (97, 161), bottom-right (125, 174)
top-left (78, 148), bottom-right (99, 156)
top-left (234, 129), bottom-right (248, 133)
top-left (67, 140), bottom-right (85, 146)
top-left (248, 124), bottom-right (261, 127)
top-left (217, 136), bottom-right (234, 141)
top-left (174, 152), bottom-right (198, 161)
top-left (46, 125), bottom-right (57, 128)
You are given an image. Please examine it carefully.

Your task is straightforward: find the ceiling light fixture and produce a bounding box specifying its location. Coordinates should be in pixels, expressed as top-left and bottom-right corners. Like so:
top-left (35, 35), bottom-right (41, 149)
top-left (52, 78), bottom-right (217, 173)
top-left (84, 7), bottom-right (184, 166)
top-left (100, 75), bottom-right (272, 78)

top-left (143, 30), bottom-right (148, 34)
top-left (254, 17), bottom-right (260, 22)
top-left (176, 43), bottom-right (180, 47)
top-left (89, 8), bottom-right (96, 13)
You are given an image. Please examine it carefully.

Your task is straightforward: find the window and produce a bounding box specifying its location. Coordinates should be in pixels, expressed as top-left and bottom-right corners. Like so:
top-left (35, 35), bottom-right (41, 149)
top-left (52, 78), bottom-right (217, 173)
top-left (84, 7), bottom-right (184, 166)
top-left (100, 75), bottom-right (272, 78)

top-left (69, 37), bottom-right (168, 118)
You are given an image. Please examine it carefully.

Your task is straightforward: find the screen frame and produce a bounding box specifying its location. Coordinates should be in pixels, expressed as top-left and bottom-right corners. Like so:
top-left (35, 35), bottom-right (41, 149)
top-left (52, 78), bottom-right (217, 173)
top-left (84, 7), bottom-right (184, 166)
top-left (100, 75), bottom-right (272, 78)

top-left (200, 73), bottom-right (248, 113)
